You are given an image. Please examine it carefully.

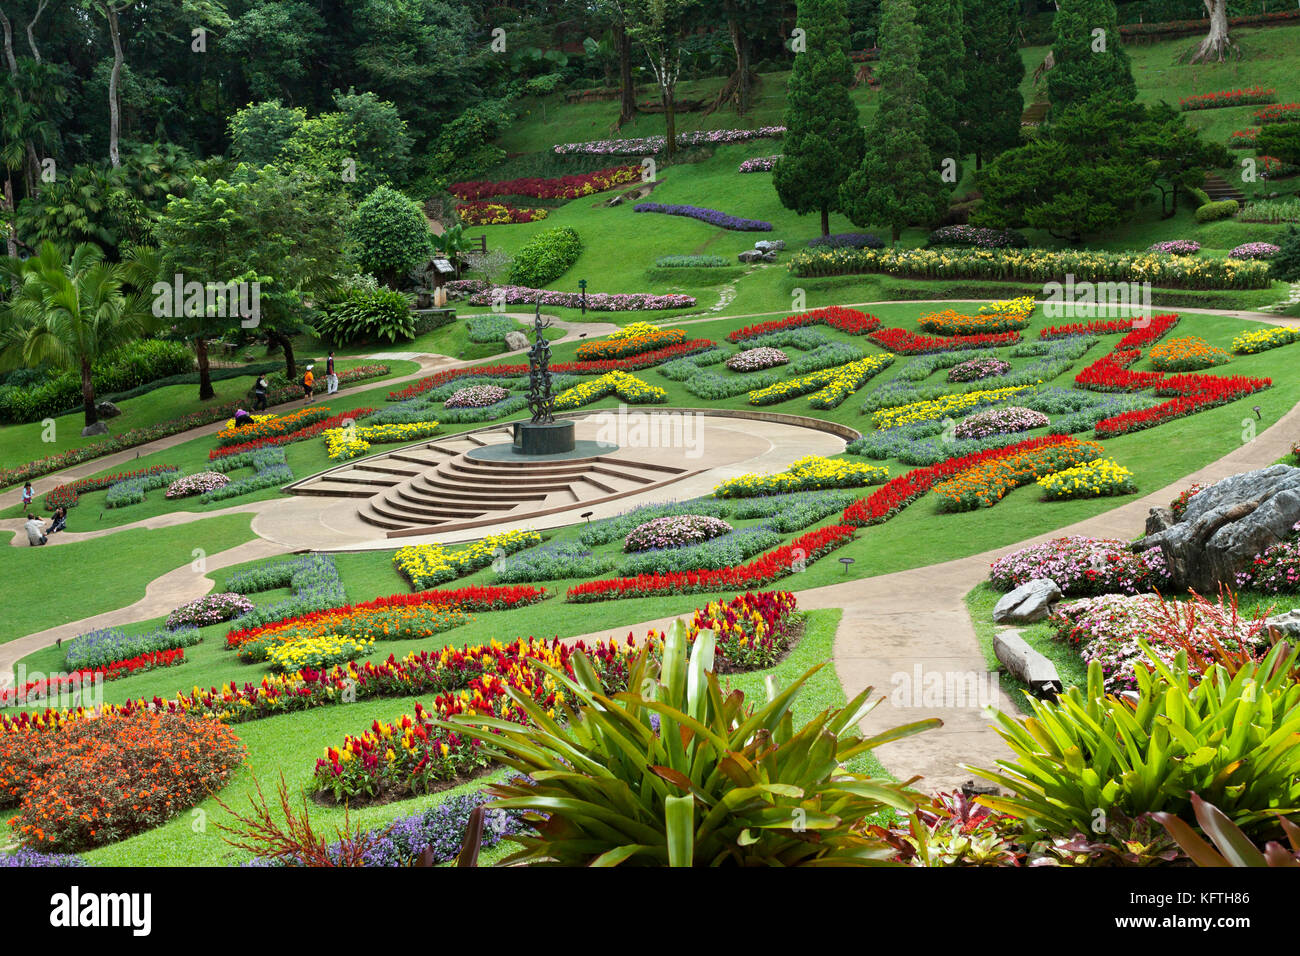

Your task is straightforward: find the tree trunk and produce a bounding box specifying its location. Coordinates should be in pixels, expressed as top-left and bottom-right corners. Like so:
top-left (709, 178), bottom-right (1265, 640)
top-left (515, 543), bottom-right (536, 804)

top-left (615, 22), bottom-right (635, 128)
top-left (891, 225), bottom-right (901, 244)
top-left (821, 205), bottom-right (831, 237)
top-left (80, 357), bottom-right (99, 428)
top-left (1187, 0), bottom-right (1236, 64)
top-left (104, 2), bottom-right (124, 169)
top-left (195, 337), bottom-right (214, 400)
top-left (3, 178), bottom-right (16, 261)
top-left (663, 83), bottom-right (676, 161)
top-left (271, 331), bottom-right (297, 380)
top-left (26, 0), bottom-right (49, 62)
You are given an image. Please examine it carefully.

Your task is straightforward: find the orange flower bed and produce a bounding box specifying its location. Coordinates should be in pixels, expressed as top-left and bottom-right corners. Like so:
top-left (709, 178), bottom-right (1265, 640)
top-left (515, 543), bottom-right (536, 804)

top-left (932, 439), bottom-right (1105, 511)
top-left (215, 406), bottom-right (331, 447)
top-left (917, 309), bottom-right (1032, 336)
top-left (1148, 335), bottom-right (1231, 373)
top-left (2, 711), bottom-right (245, 851)
top-left (575, 327), bottom-right (687, 360)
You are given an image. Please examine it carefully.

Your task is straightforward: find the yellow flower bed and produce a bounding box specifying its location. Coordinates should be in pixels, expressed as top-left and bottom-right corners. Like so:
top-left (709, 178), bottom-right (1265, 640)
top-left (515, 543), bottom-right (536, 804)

top-left (872, 385), bottom-right (1032, 430)
top-left (978, 295), bottom-right (1037, 318)
top-left (1232, 326), bottom-right (1299, 354)
top-left (748, 354), bottom-right (895, 408)
top-left (266, 634), bottom-right (376, 673)
top-left (1037, 457), bottom-right (1136, 500)
top-left (394, 529), bottom-right (543, 589)
top-left (553, 371), bottom-right (667, 409)
top-left (224, 414), bottom-right (275, 429)
top-left (609, 321), bottom-right (665, 341)
top-left (712, 454), bottom-right (888, 498)
top-left (323, 421), bottom-right (441, 461)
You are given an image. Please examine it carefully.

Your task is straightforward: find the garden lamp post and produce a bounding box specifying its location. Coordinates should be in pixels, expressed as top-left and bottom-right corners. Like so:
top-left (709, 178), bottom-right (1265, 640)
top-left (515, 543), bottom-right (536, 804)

top-left (579, 278), bottom-right (587, 315)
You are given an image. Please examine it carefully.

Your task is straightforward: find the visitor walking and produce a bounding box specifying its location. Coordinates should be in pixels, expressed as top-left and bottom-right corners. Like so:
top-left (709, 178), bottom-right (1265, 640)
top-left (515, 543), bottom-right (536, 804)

top-left (302, 365), bottom-right (315, 404)
top-left (21, 482), bottom-right (33, 508)
top-left (25, 513), bottom-right (47, 546)
top-left (253, 374), bottom-right (269, 411)
top-left (326, 351), bottom-right (338, 395)
top-left (48, 506), bottom-right (67, 535)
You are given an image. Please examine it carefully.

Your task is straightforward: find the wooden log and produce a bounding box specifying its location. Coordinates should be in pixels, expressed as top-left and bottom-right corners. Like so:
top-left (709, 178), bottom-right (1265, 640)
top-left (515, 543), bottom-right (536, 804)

top-left (993, 629), bottom-right (1062, 699)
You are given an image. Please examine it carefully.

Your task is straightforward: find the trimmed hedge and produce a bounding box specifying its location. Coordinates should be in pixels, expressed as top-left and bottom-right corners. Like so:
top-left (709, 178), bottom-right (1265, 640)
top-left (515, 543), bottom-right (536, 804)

top-left (507, 226), bottom-right (583, 288)
top-left (1195, 199), bottom-right (1239, 223)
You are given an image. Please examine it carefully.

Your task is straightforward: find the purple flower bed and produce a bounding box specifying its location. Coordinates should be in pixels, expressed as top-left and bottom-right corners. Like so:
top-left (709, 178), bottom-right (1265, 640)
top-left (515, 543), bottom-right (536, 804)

top-left (726, 347), bottom-right (789, 372)
top-left (1229, 241), bottom-right (1281, 260)
top-left (953, 405), bottom-right (1049, 439)
top-left (625, 513), bottom-right (734, 552)
top-left (927, 225), bottom-right (1028, 249)
top-left (166, 592), bottom-right (256, 629)
top-left (1147, 239), bottom-right (1201, 255)
top-left (463, 284), bottom-right (695, 312)
top-left (808, 231), bottom-right (885, 249)
top-left (989, 535), bottom-right (1171, 596)
top-left (947, 357), bottom-right (1012, 382)
top-left (445, 384), bottom-right (510, 408)
top-left (0, 848), bottom-right (87, 867)
top-left (633, 202), bottom-right (773, 232)
top-left (554, 127), bottom-right (785, 156)
top-left (738, 155), bottom-right (781, 173)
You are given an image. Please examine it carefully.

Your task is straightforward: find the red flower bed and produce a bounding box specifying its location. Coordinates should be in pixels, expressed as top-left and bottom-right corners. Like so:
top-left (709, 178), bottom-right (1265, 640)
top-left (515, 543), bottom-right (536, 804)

top-left (565, 524), bottom-right (856, 602)
top-left (450, 165), bottom-right (640, 200)
top-left (1116, 314), bottom-right (1180, 349)
top-left (2, 711), bottom-right (245, 851)
top-left (1255, 103), bottom-right (1300, 124)
top-left (456, 201), bottom-right (549, 224)
top-left (1179, 86), bottom-right (1275, 111)
top-left (840, 435), bottom-right (1076, 527)
top-left (208, 409), bottom-right (375, 459)
top-left (728, 306), bottom-right (882, 341)
top-left (1074, 349), bottom-right (1164, 392)
top-left (867, 327), bottom-right (1021, 354)
top-left (0, 649), bottom-right (186, 708)
top-left (1039, 313), bottom-right (1178, 347)
top-left (43, 464), bottom-right (180, 510)
top-left (1095, 373), bottom-right (1272, 438)
top-left (225, 584), bottom-right (547, 648)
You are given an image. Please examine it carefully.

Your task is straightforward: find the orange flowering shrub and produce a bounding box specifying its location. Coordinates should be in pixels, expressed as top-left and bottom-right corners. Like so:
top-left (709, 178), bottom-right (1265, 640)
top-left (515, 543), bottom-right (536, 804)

top-left (4, 711), bottom-right (245, 851)
top-left (575, 327), bottom-right (686, 360)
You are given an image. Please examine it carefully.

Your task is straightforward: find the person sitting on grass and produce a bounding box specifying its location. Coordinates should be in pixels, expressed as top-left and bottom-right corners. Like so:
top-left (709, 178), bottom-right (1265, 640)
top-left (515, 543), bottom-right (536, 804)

top-left (48, 507), bottom-right (67, 535)
top-left (25, 513), bottom-right (47, 547)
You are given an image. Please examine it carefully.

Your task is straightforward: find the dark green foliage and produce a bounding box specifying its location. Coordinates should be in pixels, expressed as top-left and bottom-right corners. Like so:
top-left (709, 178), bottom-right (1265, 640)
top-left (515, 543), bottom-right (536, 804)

top-left (276, 90), bottom-right (414, 196)
top-left (507, 226), bottom-right (583, 287)
top-left (228, 101), bottom-right (307, 167)
top-left (1270, 226), bottom-right (1300, 281)
top-left (913, 0), bottom-right (965, 181)
top-left (959, 0), bottom-right (1025, 168)
top-left (350, 185), bottom-right (434, 285)
top-left (316, 287), bottom-right (417, 345)
top-left (421, 100), bottom-right (516, 190)
top-left (1047, 0), bottom-right (1138, 116)
top-left (840, 0), bottom-right (946, 242)
top-left (1258, 123), bottom-right (1300, 166)
top-left (772, 0), bottom-right (865, 236)
top-left (1195, 199), bottom-right (1239, 223)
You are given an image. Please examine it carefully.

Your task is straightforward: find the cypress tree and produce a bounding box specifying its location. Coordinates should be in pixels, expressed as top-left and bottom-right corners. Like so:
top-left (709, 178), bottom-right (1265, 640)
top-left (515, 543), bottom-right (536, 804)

top-left (913, 0), bottom-right (965, 182)
top-left (772, 0), bottom-right (865, 236)
top-left (959, 0), bottom-right (1026, 170)
top-left (1047, 0), bottom-right (1137, 116)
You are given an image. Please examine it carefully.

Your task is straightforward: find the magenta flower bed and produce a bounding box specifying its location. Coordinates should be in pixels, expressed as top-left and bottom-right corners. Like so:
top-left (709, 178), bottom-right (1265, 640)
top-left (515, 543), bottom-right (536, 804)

top-left (726, 347), bottom-right (789, 372)
top-left (165, 472), bottom-right (229, 499)
top-left (445, 384), bottom-right (510, 409)
top-left (1147, 240), bottom-right (1200, 255)
top-left (738, 155), bottom-right (780, 173)
top-left (633, 202), bottom-right (772, 232)
top-left (1229, 242), bottom-right (1281, 260)
top-left (624, 514), bottom-right (733, 552)
top-left (989, 535), bottom-right (1171, 596)
top-left (947, 357), bottom-right (1011, 382)
top-left (1235, 521), bottom-right (1300, 593)
top-left (454, 283), bottom-right (695, 312)
top-left (553, 127), bottom-right (785, 156)
top-left (953, 406), bottom-right (1048, 439)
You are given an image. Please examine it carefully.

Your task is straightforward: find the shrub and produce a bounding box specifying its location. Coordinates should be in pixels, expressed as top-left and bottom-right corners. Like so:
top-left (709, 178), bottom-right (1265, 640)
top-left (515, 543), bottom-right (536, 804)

top-left (1270, 225), bottom-right (1300, 281)
top-left (465, 315), bottom-right (518, 343)
top-left (316, 287), bottom-right (416, 345)
top-left (4, 712), bottom-right (246, 851)
top-left (737, 154), bottom-right (780, 172)
top-left (988, 535), bottom-right (1171, 595)
top-left (1195, 199), bottom-right (1239, 223)
top-left (1147, 239), bottom-right (1200, 255)
top-left (624, 514), bottom-right (733, 552)
top-left (166, 592), bottom-right (255, 629)
top-left (1237, 198), bottom-right (1300, 223)
top-left (350, 184), bottom-right (433, 281)
top-left (1229, 241), bottom-right (1281, 260)
top-left (507, 226), bottom-right (583, 287)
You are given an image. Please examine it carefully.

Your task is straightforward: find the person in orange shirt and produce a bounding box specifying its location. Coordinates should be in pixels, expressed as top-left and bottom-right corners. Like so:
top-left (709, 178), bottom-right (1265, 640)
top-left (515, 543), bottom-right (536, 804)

top-left (303, 365), bottom-right (315, 403)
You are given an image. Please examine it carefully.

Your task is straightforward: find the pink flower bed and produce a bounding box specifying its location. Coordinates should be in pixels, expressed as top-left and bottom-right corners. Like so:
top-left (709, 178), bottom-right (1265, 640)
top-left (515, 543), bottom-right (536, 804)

top-left (624, 514), bottom-right (733, 552)
top-left (947, 357), bottom-right (1011, 382)
top-left (444, 384), bottom-right (510, 408)
top-left (989, 535), bottom-right (1171, 596)
top-left (953, 406), bottom-right (1048, 440)
top-left (726, 347), bottom-right (789, 372)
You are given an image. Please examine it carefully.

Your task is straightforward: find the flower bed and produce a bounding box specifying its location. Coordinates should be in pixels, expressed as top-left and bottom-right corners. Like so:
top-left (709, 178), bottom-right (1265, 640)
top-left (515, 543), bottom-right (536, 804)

top-left (932, 439), bottom-right (1104, 511)
top-left (654, 254), bottom-right (731, 267)
top-left (166, 593), bottom-right (255, 629)
top-left (926, 225), bottom-right (1028, 248)
top-left (566, 524), bottom-right (855, 601)
top-left (954, 406), bottom-right (1049, 440)
top-left (457, 201), bottom-right (549, 224)
top-left (63, 625), bottom-right (201, 672)
top-left (988, 535), bottom-right (1170, 596)
top-left (235, 605), bottom-right (458, 664)
top-left (1234, 521), bottom-right (1300, 593)
top-left (43, 464), bottom-right (180, 510)
top-left (713, 455), bottom-right (888, 498)
top-left (2, 711), bottom-right (245, 851)
top-left (210, 409), bottom-right (374, 460)
top-left (493, 542), bottom-right (616, 582)
top-left (788, 246), bottom-right (1272, 290)
top-left (460, 283), bottom-right (695, 312)
top-left (807, 231), bottom-right (885, 249)
top-left (1037, 457), bottom-right (1136, 500)
top-left (1179, 87), bottom-right (1274, 111)
top-left (1229, 128), bottom-right (1260, 148)
top-left (576, 326), bottom-right (687, 360)
top-left (872, 385), bottom-right (1031, 429)
top-left (618, 525), bottom-right (783, 575)
top-left (223, 554), bottom-right (347, 631)
top-left (625, 514), bottom-right (733, 551)
top-left (1228, 241), bottom-right (1281, 260)
top-left (747, 354), bottom-right (895, 409)
top-left (726, 347), bottom-right (789, 371)
top-left (394, 530), bottom-right (542, 590)
top-left (0, 649), bottom-right (185, 708)
top-left (1147, 239), bottom-right (1200, 255)
top-left (947, 357), bottom-right (1012, 382)
top-left (868, 327), bottom-right (1022, 355)
top-left (633, 202), bottom-right (772, 232)
top-left (266, 635), bottom-right (375, 673)
top-left (1232, 326), bottom-right (1298, 354)
top-left (449, 165), bottom-right (640, 200)
top-left (1149, 335), bottom-right (1231, 372)
top-left (206, 447), bottom-right (293, 499)
top-left (445, 384), bottom-right (510, 408)
top-left (1254, 103), bottom-right (1300, 124)
top-left (738, 155), bottom-right (780, 173)
top-left (216, 407), bottom-right (331, 447)
top-left (1094, 371), bottom-right (1271, 438)
top-left (1238, 198), bottom-right (1300, 223)
top-left (728, 305), bottom-right (881, 341)
top-left (919, 301), bottom-right (1034, 336)
top-left (165, 471), bottom-right (229, 499)
top-left (103, 468), bottom-right (179, 509)
top-left (1170, 482), bottom-right (1208, 519)
top-left (323, 421), bottom-right (440, 462)
top-left (578, 498), bottom-right (731, 547)
top-left (552, 127), bottom-right (784, 155)
top-left (553, 371), bottom-right (667, 409)
top-left (1040, 313), bottom-right (1179, 346)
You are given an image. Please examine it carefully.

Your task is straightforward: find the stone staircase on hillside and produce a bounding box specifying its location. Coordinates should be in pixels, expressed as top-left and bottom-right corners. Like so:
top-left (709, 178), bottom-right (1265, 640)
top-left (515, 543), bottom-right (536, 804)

top-left (1020, 99), bottom-right (1049, 127)
top-left (1203, 172), bottom-right (1246, 204)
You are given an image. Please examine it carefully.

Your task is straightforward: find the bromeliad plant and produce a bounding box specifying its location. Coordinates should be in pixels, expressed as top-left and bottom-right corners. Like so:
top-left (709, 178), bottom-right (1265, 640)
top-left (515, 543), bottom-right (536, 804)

top-left (969, 641), bottom-right (1300, 837)
top-left (446, 620), bottom-right (941, 866)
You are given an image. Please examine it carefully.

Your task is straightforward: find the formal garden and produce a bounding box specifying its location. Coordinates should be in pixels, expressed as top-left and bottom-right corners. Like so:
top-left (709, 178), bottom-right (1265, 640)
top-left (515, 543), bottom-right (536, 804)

top-left (3, 0), bottom-right (1300, 886)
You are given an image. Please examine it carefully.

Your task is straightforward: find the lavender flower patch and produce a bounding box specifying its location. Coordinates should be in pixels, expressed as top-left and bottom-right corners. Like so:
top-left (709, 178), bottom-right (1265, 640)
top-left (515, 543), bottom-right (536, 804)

top-left (732, 328), bottom-right (830, 351)
top-left (859, 380), bottom-right (951, 413)
top-left (224, 554), bottom-right (346, 629)
top-left (633, 202), bottom-right (772, 232)
top-left (954, 406), bottom-right (1049, 439)
top-left (579, 498), bottom-right (731, 547)
top-left (683, 368), bottom-right (784, 400)
top-left (788, 341), bottom-right (865, 374)
top-left (617, 524), bottom-right (783, 575)
top-left (728, 489), bottom-right (862, 532)
top-left (988, 535), bottom-right (1171, 596)
top-left (204, 448), bottom-right (292, 502)
top-left (847, 423), bottom-right (1035, 467)
top-left (64, 625), bottom-right (201, 671)
top-left (1147, 240), bottom-right (1201, 255)
top-left (105, 467), bottom-right (180, 508)
top-left (895, 350), bottom-right (998, 382)
top-left (493, 541), bottom-right (618, 583)
top-left (1022, 388), bottom-right (1158, 434)
top-left (0, 848), bottom-right (87, 867)
top-left (947, 357), bottom-right (1011, 382)
top-left (436, 395), bottom-right (531, 423)
top-left (808, 232), bottom-right (885, 249)
top-left (466, 284), bottom-right (695, 312)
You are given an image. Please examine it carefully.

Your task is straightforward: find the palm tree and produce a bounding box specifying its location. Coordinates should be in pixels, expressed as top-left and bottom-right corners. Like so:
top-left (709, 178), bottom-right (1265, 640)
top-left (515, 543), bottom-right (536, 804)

top-left (0, 241), bottom-right (155, 432)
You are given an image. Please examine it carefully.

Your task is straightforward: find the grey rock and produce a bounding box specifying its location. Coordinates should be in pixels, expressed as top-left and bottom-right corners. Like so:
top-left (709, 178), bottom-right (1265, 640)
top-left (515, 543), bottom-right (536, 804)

top-left (504, 330), bottom-right (530, 351)
top-left (754, 239), bottom-right (785, 253)
top-left (1134, 465), bottom-right (1300, 592)
top-left (993, 578), bottom-right (1063, 624)
top-left (95, 400), bottom-right (121, 419)
top-left (738, 250), bottom-right (777, 264)
top-left (1265, 608), bottom-right (1300, 638)
top-left (1144, 506), bottom-right (1176, 536)
top-left (81, 421), bottom-right (110, 437)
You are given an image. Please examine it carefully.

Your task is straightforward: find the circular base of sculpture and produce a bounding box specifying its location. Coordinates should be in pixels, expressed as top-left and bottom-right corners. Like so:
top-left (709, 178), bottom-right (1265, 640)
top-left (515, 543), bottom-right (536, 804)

top-left (467, 437), bottom-right (617, 463)
top-left (511, 419), bottom-right (576, 455)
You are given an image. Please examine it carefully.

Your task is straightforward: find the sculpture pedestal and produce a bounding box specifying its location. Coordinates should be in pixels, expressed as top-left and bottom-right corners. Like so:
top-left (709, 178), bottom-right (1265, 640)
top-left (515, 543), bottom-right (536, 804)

top-left (512, 420), bottom-right (575, 455)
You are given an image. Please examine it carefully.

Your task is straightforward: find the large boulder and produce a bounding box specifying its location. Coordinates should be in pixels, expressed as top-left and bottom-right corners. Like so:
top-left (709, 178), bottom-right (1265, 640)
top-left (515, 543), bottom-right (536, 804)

top-left (993, 578), bottom-right (1063, 624)
top-left (754, 239), bottom-right (785, 253)
top-left (96, 400), bottom-right (121, 419)
top-left (80, 421), bottom-right (109, 437)
top-left (1266, 608), bottom-right (1300, 639)
top-left (1134, 465), bottom-right (1300, 593)
top-left (504, 330), bottom-right (530, 351)
top-left (738, 250), bottom-right (777, 264)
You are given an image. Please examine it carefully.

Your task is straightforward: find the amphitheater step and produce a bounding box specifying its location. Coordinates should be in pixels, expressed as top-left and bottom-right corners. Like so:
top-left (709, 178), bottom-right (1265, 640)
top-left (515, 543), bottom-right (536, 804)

top-left (293, 479), bottom-right (376, 498)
